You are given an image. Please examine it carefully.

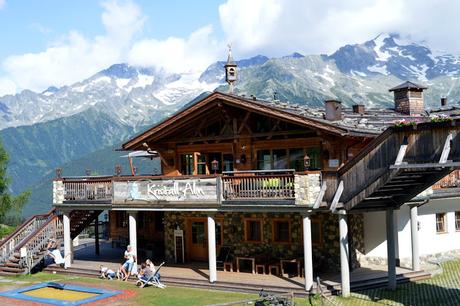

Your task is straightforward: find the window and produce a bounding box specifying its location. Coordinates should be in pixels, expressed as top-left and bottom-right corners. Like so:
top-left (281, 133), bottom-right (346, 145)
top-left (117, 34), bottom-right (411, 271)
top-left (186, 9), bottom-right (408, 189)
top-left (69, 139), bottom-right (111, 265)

top-left (245, 219), bottom-right (262, 242)
top-left (273, 220), bottom-right (290, 243)
top-left (257, 150), bottom-right (271, 170)
top-left (180, 154), bottom-right (193, 175)
top-left (436, 213), bottom-right (447, 233)
top-left (223, 154), bottom-right (234, 172)
top-left (196, 153), bottom-right (207, 175)
top-left (456, 212), bottom-right (460, 231)
top-left (257, 148), bottom-right (321, 171)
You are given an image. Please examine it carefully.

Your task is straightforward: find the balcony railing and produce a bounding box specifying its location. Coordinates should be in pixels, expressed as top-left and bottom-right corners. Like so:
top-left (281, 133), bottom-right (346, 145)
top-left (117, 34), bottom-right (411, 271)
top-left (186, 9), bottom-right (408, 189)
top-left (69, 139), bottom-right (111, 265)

top-left (222, 169), bottom-right (295, 201)
top-left (62, 176), bottom-right (112, 202)
top-left (55, 170), bottom-right (322, 206)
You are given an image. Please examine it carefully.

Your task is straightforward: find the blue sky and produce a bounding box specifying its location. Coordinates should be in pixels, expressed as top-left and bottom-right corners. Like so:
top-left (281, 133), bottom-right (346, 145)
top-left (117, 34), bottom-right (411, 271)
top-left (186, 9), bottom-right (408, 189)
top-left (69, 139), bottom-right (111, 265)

top-left (0, 0), bottom-right (459, 95)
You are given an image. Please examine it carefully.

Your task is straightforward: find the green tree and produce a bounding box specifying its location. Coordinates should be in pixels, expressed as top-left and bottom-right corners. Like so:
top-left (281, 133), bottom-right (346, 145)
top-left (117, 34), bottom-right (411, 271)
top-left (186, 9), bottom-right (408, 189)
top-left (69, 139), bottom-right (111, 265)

top-left (0, 139), bottom-right (30, 224)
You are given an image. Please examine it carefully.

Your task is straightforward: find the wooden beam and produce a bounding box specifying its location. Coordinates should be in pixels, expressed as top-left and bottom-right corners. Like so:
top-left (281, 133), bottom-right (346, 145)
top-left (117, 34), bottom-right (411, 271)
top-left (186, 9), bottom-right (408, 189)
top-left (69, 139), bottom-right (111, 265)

top-left (330, 180), bottom-right (344, 212)
top-left (439, 133), bottom-right (453, 164)
top-left (313, 182), bottom-right (327, 209)
top-left (390, 162), bottom-right (460, 170)
top-left (237, 112), bottom-right (251, 135)
top-left (394, 136), bottom-right (408, 166)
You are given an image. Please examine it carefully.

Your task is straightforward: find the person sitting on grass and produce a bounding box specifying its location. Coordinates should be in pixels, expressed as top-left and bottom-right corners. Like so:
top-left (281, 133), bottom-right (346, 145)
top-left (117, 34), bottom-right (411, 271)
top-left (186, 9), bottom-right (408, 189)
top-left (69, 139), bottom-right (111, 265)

top-left (99, 265), bottom-right (116, 280)
top-left (120, 245), bottom-right (136, 281)
top-left (136, 262), bottom-right (154, 287)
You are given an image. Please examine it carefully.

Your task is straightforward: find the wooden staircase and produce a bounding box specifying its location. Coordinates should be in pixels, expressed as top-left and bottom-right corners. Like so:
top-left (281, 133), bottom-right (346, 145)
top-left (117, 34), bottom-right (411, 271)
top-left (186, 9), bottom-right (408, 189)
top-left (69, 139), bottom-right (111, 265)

top-left (70, 210), bottom-right (102, 239)
top-left (0, 209), bottom-right (102, 275)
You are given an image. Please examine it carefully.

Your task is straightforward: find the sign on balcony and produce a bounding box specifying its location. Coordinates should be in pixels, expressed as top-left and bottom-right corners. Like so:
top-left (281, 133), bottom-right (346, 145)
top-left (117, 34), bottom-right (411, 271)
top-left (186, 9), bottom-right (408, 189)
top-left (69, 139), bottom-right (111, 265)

top-left (113, 178), bottom-right (218, 203)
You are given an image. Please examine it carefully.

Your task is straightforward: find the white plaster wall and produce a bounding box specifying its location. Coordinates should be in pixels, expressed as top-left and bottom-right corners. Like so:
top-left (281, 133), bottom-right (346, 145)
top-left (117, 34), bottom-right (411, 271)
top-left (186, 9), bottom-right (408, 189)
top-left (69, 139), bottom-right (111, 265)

top-left (362, 197), bottom-right (460, 260)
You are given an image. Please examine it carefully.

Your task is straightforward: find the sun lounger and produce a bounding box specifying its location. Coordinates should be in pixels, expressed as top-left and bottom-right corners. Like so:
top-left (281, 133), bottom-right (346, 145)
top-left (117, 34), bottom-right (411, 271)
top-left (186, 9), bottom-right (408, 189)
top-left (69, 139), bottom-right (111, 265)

top-left (136, 262), bottom-right (166, 289)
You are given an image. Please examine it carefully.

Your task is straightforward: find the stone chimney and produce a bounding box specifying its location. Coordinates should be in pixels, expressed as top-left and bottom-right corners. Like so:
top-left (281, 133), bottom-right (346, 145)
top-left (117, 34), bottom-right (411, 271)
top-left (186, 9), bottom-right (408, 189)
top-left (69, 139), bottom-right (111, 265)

top-left (389, 81), bottom-right (427, 115)
top-left (441, 97), bottom-right (447, 107)
top-left (352, 104), bottom-right (365, 115)
top-left (325, 100), bottom-right (342, 121)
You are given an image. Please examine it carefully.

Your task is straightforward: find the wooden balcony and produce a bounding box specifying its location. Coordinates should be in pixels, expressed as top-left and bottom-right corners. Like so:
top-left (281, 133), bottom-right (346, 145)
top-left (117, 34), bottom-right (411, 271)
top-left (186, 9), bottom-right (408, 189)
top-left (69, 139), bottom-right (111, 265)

top-left (221, 169), bottom-right (295, 201)
top-left (54, 170), bottom-right (322, 208)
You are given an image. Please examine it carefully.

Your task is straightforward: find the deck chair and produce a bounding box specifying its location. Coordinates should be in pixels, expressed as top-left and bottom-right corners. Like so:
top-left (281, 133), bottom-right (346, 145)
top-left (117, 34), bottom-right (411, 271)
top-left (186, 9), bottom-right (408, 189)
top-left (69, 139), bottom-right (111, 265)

top-left (216, 246), bottom-right (232, 270)
top-left (137, 262), bottom-right (166, 289)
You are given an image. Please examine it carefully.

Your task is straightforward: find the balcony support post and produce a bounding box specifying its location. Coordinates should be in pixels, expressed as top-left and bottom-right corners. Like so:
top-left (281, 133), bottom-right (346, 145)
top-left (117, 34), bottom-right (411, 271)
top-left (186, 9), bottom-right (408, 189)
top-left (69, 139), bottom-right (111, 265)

top-left (410, 204), bottom-right (420, 271)
top-left (386, 208), bottom-right (397, 290)
top-left (95, 217), bottom-right (100, 256)
top-left (63, 212), bottom-right (72, 268)
top-left (128, 211), bottom-right (138, 274)
top-left (207, 213), bottom-right (217, 283)
top-left (302, 213), bottom-right (313, 292)
top-left (338, 211), bottom-right (350, 297)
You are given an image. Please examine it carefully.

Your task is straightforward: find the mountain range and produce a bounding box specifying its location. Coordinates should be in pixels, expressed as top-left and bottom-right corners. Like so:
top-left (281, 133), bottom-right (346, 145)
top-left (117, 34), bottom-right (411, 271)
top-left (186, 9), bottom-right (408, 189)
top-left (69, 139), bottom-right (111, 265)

top-left (2, 33), bottom-right (460, 216)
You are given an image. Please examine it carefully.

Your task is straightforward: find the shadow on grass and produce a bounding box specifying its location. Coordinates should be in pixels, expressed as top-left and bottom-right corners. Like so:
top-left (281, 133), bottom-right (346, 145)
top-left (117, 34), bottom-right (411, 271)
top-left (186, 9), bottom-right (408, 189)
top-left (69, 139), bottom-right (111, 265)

top-left (347, 281), bottom-right (460, 306)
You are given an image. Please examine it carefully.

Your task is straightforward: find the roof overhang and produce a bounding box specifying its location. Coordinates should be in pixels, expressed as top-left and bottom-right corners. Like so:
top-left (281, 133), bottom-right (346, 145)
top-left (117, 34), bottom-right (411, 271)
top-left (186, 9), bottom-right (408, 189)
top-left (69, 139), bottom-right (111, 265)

top-left (122, 92), bottom-right (376, 150)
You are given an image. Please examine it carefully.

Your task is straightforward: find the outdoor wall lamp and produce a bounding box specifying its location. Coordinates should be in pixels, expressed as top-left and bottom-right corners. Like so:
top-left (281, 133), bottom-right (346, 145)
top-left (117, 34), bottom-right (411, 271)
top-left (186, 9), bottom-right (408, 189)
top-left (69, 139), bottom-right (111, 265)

top-left (55, 168), bottom-right (62, 179)
top-left (211, 159), bottom-right (219, 174)
top-left (85, 168), bottom-right (91, 176)
top-left (304, 154), bottom-right (311, 170)
top-left (240, 145), bottom-right (247, 164)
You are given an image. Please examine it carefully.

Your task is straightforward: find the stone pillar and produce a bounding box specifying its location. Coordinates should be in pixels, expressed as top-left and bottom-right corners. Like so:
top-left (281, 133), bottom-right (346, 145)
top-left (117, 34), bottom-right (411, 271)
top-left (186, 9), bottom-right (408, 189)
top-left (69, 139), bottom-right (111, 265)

top-left (386, 209), bottom-right (397, 290)
top-left (410, 205), bottom-right (420, 271)
top-left (338, 212), bottom-right (350, 297)
top-left (128, 212), bottom-right (138, 259)
top-left (303, 214), bottom-right (313, 291)
top-left (208, 214), bottom-right (217, 283)
top-left (63, 212), bottom-right (72, 268)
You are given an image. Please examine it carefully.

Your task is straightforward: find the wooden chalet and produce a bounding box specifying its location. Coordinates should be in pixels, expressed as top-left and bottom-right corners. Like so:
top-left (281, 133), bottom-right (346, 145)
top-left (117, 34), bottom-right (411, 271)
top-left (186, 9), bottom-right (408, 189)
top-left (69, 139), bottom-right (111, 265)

top-left (2, 55), bottom-right (460, 297)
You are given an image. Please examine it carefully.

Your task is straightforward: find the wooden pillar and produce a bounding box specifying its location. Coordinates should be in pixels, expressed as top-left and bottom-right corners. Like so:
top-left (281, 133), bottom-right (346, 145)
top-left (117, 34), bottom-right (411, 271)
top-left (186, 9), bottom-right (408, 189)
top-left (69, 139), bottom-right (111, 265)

top-left (410, 205), bottom-right (420, 271)
top-left (386, 209), bottom-right (397, 290)
top-left (338, 211), bottom-right (350, 297)
top-left (303, 214), bottom-right (313, 291)
top-left (208, 214), bottom-right (217, 283)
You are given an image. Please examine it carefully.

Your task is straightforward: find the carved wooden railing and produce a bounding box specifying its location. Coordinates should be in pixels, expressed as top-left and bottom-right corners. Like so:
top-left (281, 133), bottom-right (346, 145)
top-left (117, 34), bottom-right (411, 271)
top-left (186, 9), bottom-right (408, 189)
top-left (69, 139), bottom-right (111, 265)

top-left (63, 177), bottom-right (112, 201)
top-left (16, 215), bottom-right (63, 270)
top-left (0, 209), bottom-right (55, 263)
top-left (222, 169), bottom-right (295, 200)
top-left (433, 169), bottom-right (460, 189)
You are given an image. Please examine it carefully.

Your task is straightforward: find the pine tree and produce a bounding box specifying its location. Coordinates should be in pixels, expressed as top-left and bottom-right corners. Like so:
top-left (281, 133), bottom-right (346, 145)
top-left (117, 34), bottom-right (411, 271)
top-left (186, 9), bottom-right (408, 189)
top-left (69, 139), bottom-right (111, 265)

top-left (0, 139), bottom-right (30, 224)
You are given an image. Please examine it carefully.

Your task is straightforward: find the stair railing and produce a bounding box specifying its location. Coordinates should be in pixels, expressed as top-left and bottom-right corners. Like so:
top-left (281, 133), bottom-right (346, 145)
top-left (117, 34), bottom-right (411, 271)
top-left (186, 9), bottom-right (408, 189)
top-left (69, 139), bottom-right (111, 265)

top-left (0, 209), bottom-right (55, 263)
top-left (16, 215), bottom-right (63, 271)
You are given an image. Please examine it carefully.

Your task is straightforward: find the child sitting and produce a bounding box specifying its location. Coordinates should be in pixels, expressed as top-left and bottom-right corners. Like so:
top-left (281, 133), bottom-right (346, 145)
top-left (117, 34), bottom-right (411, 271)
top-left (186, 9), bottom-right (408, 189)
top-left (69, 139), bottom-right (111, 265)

top-left (99, 265), bottom-right (116, 280)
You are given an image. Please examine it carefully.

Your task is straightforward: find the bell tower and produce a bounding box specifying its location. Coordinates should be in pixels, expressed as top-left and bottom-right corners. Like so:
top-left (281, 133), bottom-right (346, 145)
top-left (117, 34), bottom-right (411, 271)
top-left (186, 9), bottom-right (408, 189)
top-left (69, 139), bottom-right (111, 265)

top-left (224, 44), bottom-right (237, 93)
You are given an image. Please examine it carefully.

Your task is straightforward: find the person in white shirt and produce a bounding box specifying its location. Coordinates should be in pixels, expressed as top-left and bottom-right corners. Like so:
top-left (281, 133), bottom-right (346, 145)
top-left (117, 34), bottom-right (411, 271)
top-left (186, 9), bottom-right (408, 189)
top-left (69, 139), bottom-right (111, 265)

top-left (120, 245), bottom-right (136, 281)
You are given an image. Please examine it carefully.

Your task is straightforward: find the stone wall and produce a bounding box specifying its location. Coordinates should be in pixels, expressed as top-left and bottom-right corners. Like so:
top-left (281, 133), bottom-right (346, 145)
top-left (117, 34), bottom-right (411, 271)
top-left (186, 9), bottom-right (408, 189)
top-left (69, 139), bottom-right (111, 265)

top-left (294, 173), bottom-right (321, 206)
top-left (163, 211), bottom-right (365, 273)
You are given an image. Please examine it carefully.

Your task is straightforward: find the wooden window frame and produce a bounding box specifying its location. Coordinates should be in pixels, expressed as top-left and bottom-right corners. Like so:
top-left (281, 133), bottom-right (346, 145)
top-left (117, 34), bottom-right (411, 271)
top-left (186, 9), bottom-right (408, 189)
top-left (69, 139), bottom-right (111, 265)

top-left (180, 153), bottom-right (194, 175)
top-left (272, 219), bottom-right (291, 244)
top-left (244, 218), bottom-right (263, 243)
top-left (436, 213), bottom-right (447, 234)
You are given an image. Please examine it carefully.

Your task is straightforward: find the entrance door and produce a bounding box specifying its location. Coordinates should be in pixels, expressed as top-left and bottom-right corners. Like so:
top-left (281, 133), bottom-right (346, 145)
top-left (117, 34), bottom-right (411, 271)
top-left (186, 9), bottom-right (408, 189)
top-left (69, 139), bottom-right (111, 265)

top-left (189, 219), bottom-right (208, 261)
top-left (187, 218), bottom-right (223, 262)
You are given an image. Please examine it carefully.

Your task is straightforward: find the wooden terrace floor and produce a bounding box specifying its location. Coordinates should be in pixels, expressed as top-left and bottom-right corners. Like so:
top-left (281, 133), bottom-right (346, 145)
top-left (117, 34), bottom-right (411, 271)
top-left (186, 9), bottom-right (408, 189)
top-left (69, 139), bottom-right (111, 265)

top-left (44, 241), bottom-right (431, 296)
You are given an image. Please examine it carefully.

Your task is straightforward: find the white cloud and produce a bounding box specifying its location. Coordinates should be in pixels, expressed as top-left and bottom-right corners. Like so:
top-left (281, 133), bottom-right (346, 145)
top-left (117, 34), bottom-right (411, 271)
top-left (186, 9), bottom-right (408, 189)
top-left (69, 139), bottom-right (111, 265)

top-left (0, 0), bottom-right (145, 95)
top-left (128, 25), bottom-right (222, 74)
top-left (218, 0), bottom-right (460, 57)
top-left (0, 0), bottom-right (5, 10)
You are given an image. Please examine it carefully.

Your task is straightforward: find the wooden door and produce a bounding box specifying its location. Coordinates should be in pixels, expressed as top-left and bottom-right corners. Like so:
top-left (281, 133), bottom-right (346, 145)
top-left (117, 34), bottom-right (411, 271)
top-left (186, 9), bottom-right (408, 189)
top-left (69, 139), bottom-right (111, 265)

top-left (188, 219), bottom-right (208, 261)
top-left (187, 218), bottom-right (224, 262)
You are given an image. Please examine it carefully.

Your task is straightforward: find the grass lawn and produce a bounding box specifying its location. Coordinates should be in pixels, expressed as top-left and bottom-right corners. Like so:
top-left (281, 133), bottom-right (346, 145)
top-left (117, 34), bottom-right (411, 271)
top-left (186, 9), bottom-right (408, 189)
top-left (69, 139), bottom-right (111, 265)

top-left (1, 259), bottom-right (460, 305)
